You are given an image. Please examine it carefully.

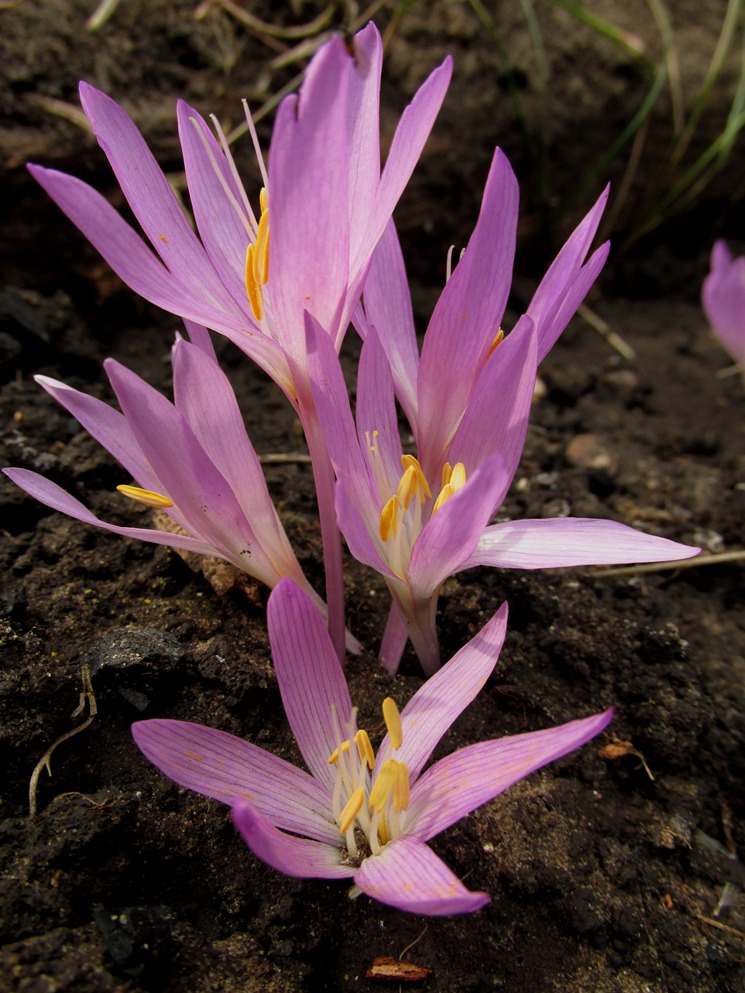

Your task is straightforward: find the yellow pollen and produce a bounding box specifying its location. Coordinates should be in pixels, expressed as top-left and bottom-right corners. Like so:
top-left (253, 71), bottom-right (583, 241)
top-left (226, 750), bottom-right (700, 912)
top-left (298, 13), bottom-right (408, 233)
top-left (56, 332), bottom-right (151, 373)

top-left (116, 485), bottom-right (173, 509)
top-left (327, 740), bottom-right (351, 765)
top-left (379, 495), bottom-right (400, 542)
top-left (488, 327), bottom-right (504, 357)
top-left (355, 729), bottom-right (375, 769)
top-left (365, 429), bottom-right (379, 453)
top-left (382, 697), bottom-right (403, 750)
top-left (339, 786), bottom-right (365, 833)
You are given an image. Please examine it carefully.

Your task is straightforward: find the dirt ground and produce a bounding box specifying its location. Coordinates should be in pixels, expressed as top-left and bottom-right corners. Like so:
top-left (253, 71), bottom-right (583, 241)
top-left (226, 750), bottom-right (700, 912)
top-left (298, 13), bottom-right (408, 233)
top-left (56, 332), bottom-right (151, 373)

top-left (1, 2), bottom-right (745, 991)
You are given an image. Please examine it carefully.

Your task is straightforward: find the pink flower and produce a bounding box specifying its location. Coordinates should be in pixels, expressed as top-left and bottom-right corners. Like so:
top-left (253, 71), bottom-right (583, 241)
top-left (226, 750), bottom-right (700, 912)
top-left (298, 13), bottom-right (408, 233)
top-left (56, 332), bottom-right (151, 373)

top-left (133, 579), bottom-right (612, 916)
top-left (702, 241), bottom-right (745, 368)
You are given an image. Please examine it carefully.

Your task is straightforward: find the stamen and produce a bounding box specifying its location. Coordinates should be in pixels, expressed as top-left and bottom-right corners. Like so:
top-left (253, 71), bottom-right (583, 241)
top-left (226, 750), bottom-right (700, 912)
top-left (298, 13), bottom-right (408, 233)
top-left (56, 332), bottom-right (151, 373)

top-left (117, 485), bottom-right (173, 509)
top-left (441, 462), bottom-right (453, 488)
top-left (432, 462), bottom-right (467, 514)
top-left (339, 786), bottom-right (365, 833)
top-left (379, 495), bottom-right (400, 541)
top-left (382, 698), bottom-right (403, 750)
top-left (399, 454), bottom-right (432, 501)
top-left (242, 99), bottom-right (269, 190)
top-left (396, 465), bottom-right (419, 511)
top-left (245, 244), bottom-right (263, 321)
top-left (327, 740), bottom-right (351, 765)
top-left (393, 762), bottom-right (410, 813)
top-left (369, 759), bottom-right (398, 812)
top-left (488, 328), bottom-right (504, 357)
top-left (355, 730), bottom-right (375, 769)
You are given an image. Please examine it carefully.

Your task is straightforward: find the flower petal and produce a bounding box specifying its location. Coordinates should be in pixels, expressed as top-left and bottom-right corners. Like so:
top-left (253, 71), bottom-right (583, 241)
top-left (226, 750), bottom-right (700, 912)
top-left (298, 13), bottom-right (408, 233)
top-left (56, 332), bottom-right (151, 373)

top-left (354, 837), bottom-right (489, 915)
top-left (527, 186), bottom-right (609, 362)
top-left (232, 800), bottom-right (354, 879)
top-left (177, 100), bottom-right (253, 309)
top-left (78, 83), bottom-right (243, 317)
top-left (417, 149), bottom-right (518, 475)
top-left (702, 241), bottom-right (745, 367)
top-left (360, 220), bottom-right (420, 433)
top-left (132, 719), bottom-right (338, 844)
top-left (406, 709), bottom-right (613, 842)
top-left (376, 603), bottom-right (508, 778)
top-left (2, 467), bottom-right (217, 557)
top-left (355, 328), bottom-right (404, 490)
top-left (461, 518), bottom-right (701, 571)
top-left (268, 37), bottom-right (351, 357)
top-left (268, 580), bottom-right (353, 792)
top-left (448, 315), bottom-right (537, 478)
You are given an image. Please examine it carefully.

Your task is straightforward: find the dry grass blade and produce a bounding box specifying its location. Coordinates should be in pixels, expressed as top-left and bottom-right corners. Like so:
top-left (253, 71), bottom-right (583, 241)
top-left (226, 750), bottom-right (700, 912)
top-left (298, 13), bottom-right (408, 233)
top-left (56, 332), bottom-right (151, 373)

top-left (594, 549), bottom-right (745, 579)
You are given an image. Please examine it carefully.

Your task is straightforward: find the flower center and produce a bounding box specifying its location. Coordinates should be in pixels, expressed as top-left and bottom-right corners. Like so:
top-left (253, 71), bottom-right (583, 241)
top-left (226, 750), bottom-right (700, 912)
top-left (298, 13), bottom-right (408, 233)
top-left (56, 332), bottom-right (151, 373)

top-left (365, 434), bottom-right (468, 580)
top-left (327, 696), bottom-right (411, 860)
top-left (245, 187), bottom-right (270, 321)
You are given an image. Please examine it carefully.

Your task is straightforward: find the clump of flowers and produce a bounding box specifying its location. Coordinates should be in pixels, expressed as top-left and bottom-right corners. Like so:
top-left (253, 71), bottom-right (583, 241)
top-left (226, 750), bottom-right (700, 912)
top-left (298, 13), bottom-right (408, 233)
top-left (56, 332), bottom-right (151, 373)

top-left (6, 22), bottom-right (702, 920)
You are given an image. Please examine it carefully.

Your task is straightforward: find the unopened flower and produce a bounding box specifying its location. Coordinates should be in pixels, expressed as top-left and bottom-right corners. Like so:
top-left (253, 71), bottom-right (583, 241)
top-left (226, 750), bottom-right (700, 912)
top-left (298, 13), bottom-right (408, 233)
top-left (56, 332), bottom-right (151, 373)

top-left (702, 240), bottom-right (745, 369)
top-left (310, 150), bottom-right (701, 673)
top-left (4, 338), bottom-right (318, 600)
top-left (133, 579), bottom-right (612, 916)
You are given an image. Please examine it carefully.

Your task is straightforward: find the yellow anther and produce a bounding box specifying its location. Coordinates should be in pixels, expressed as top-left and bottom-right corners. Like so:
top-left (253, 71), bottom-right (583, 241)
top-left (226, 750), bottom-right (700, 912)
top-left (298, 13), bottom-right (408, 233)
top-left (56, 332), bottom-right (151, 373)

top-left (117, 485), bottom-right (173, 509)
top-left (255, 207), bottom-right (270, 286)
top-left (245, 244), bottom-right (263, 321)
top-left (369, 759), bottom-right (398, 812)
top-left (441, 462), bottom-right (453, 488)
top-left (365, 429), bottom-right (379, 453)
top-left (396, 465), bottom-right (419, 511)
top-left (339, 786), bottom-right (365, 833)
top-left (450, 462), bottom-right (466, 490)
top-left (259, 186), bottom-right (268, 214)
top-left (393, 761), bottom-right (411, 813)
top-left (400, 454), bottom-right (432, 500)
top-left (379, 495), bottom-right (400, 542)
top-left (355, 729), bottom-right (375, 769)
top-left (432, 462), bottom-right (467, 514)
top-left (382, 697), bottom-right (403, 750)
top-left (327, 740), bottom-right (351, 765)
top-left (487, 327), bottom-right (504, 357)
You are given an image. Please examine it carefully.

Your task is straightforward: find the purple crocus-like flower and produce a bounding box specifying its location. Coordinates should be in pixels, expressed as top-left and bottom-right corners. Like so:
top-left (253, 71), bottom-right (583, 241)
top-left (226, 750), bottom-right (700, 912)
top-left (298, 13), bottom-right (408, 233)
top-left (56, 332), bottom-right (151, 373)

top-left (133, 579), bottom-right (613, 916)
top-left (702, 240), bottom-right (745, 369)
top-left (26, 23), bottom-right (451, 660)
top-left (310, 149), bottom-right (701, 674)
top-left (4, 338), bottom-right (321, 603)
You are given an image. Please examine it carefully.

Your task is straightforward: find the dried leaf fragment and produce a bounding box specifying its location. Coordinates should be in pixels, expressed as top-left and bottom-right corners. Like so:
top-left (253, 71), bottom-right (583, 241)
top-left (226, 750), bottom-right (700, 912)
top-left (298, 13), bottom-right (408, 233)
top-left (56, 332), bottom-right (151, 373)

top-left (366, 956), bottom-right (431, 982)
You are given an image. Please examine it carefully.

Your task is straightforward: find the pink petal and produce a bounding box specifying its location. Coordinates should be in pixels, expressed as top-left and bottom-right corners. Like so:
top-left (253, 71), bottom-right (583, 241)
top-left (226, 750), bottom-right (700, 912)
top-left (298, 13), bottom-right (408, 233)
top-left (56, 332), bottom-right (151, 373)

top-left (417, 149), bottom-right (519, 476)
top-left (702, 240), bottom-right (745, 367)
top-left (376, 603), bottom-right (508, 778)
top-left (268, 37), bottom-right (351, 358)
top-left (232, 801), bottom-right (354, 879)
top-left (361, 220), bottom-right (420, 432)
top-left (79, 83), bottom-right (242, 317)
top-left (354, 837), bottom-right (489, 915)
top-left (132, 719), bottom-right (338, 844)
top-left (406, 710), bottom-right (614, 842)
top-left (355, 329), bottom-right (404, 490)
top-left (3, 468), bottom-right (217, 557)
top-left (462, 518), bottom-right (701, 571)
top-left (267, 581), bottom-right (353, 793)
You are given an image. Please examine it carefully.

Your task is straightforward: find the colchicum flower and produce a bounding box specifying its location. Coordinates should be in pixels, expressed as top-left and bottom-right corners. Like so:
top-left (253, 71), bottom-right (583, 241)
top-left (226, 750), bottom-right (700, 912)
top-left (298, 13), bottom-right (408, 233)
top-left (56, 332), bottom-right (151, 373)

top-left (133, 579), bottom-right (613, 916)
top-left (310, 150), bottom-right (701, 674)
top-left (26, 24), bottom-right (452, 659)
top-left (4, 339), bottom-right (320, 604)
top-left (702, 240), bottom-right (745, 370)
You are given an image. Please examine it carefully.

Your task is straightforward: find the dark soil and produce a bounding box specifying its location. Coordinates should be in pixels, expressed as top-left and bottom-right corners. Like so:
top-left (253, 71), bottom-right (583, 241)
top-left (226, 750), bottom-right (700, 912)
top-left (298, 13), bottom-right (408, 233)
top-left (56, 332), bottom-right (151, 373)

top-left (2, 2), bottom-right (745, 991)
